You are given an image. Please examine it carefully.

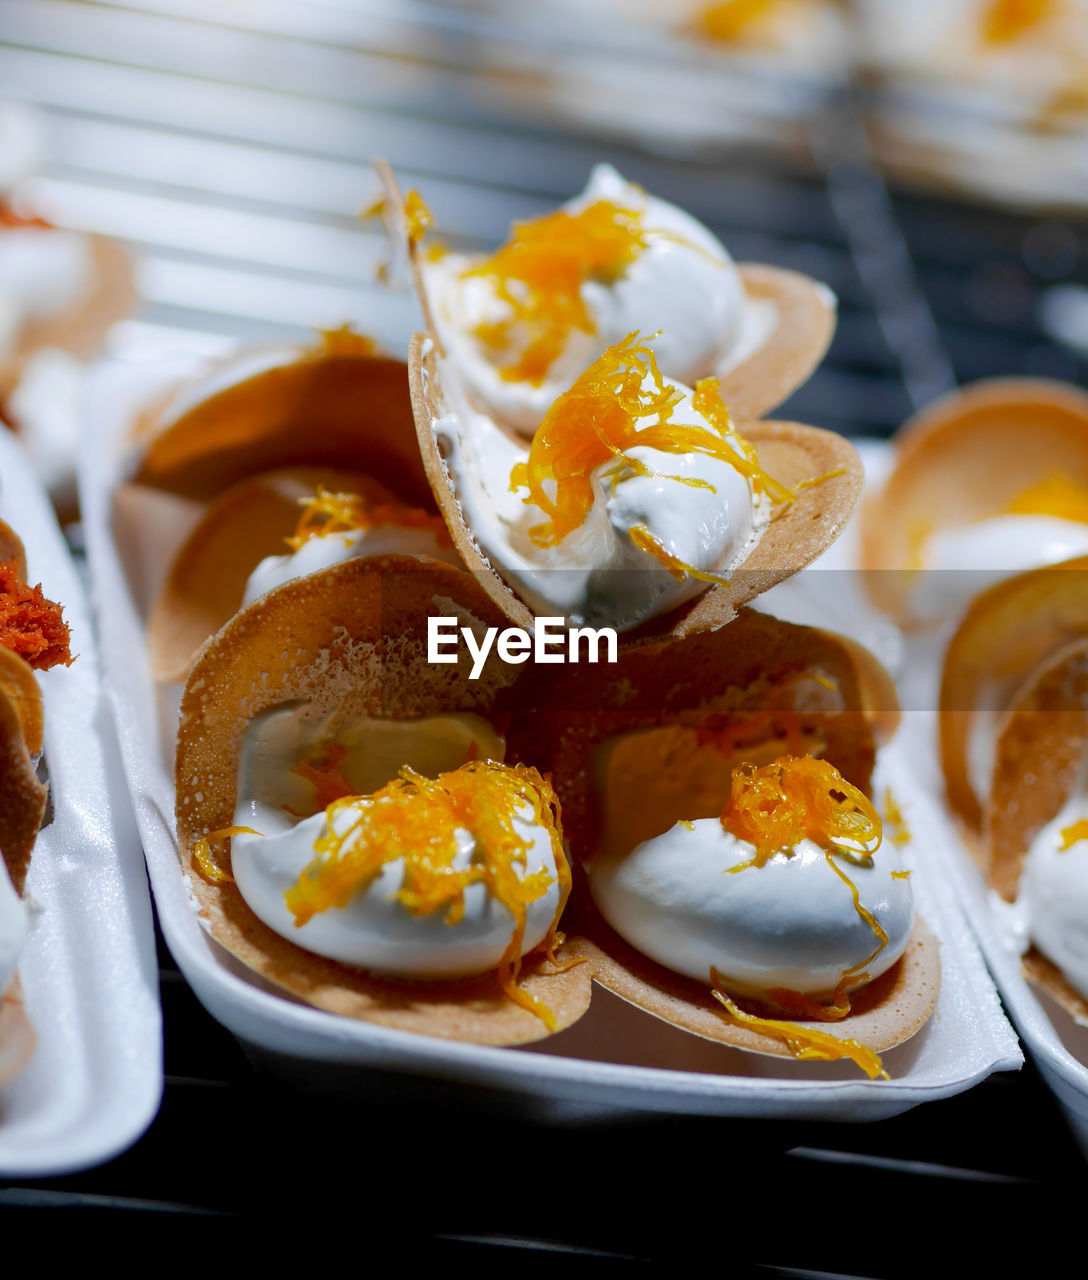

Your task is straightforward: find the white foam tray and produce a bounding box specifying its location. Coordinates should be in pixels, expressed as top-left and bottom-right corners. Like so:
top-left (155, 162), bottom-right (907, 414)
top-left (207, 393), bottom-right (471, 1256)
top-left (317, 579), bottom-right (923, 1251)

top-left (0, 426), bottom-right (161, 1176)
top-left (80, 371), bottom-right (1021, 1123)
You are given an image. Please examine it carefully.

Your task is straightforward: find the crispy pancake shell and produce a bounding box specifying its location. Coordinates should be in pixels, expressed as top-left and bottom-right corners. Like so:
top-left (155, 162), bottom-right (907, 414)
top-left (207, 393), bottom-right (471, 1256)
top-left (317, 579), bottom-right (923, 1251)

top-left (860, 378), bottom-right (1088, 624)
top-left (147, 466), bottom-right (424, 682)
top-left (987, 639), bottom-right (1088, 1023)
top-left (132, 344), bottom-right (428, 505)
top-left (0, 667), bottom-right (46, 895)
top-left (0, 977), bottom-right (35, 1089)
top-left (375, 158), bottom-right (836, 431)
top-left (410, 330), bottom-right (862, 639)
top-left (940, 556), bottom-right (1088, 832)
top-left (175, 555), bottom-right (591, 1045)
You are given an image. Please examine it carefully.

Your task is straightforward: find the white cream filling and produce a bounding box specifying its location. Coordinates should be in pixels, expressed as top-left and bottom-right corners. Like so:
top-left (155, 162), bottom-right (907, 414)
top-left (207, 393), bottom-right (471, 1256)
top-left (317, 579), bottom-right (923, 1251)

top-left (227, 705), bottom-right (562, 978)
top-left (0, 859), bottom-right (28, 997)
top-left (424, 164), bottom-right (761, 435)
top-left (5, 346), bottom-right (84, 499)
top-left (0, 227), bottom-right (93, 324)
top-left (589, 819), bottom-right (914, 997)
top-left (1018, 792), bottom-right (1088, 1000)
top-left (434, 358), bottom-right (769, 630)
top-left (241, 524), bottom-right (461, 607)
top-left (911, 514), bottom-right (1088, 625)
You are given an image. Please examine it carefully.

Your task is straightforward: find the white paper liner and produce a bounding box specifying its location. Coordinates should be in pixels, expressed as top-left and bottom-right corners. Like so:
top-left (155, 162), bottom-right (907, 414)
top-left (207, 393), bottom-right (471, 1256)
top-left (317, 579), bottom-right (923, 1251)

top-left (0, 426), bottom-right (161, 1176)
top-left (80, 369), bottom-right (1021, 1121)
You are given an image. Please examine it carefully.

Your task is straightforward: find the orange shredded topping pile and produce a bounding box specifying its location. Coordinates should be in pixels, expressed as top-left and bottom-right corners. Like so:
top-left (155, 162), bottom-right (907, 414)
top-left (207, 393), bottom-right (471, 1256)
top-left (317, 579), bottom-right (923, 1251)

top-left (464, 199), bottom-right (659, 386)
top-left (981, 0), bottom-right (1056, 43)
top-left (1059, 819), bottom-right (1088, 850)
top-left (0, 560), bottom-right (72, 670)
top-left (710, 975), bottom-right (889, 1080)
top-left (698, 0), bottom-right (777, 42)
top-left (317, 324), bottom-right (379, 358)
top-left (403, 189), bottom-right (432, 246)
top-left (509, 334), bottom-right (788, 573)
top-left (720, 754), bottom-right (882, 867)
top-left (286, 486), bottom-right (451, 551)
top-left (1003, 471), bottom-right (1088, 523)
top-left (284, 760), bottom-right (572, 1027)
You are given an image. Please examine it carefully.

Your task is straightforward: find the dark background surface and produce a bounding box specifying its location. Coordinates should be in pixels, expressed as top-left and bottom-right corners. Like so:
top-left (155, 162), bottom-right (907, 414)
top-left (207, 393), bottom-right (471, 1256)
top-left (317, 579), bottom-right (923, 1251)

top-left (2, 1), bottom-right (1087, 1263)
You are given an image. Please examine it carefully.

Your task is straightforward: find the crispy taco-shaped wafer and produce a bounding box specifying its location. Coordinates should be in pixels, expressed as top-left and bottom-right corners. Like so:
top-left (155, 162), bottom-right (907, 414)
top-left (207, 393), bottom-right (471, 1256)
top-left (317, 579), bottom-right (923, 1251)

top-left (410, 330), bottom-right (861, 640)
top-left (10, 234), bottom-right (134, 364)
top-left (509, 613), bottom-right (937, 1075)
top-left (130, 333), bottom-right (428, 504)
top-left (986, 639), bottom-right (1088, 1024)
top-left (147, 465), bottom-right (457, 682)
top-left (0, 663), bottom-right (45, 896)
top-left (940, 556), bottom-right (1088, 832)
top-left (376, 158), bottom-right (835, 434)
top-left (175, 556), bottom-right (592, 1045)
top-left (861, 378), bottom-right (1088, 626)
top-left (0, 518), bottom-right (26, 579)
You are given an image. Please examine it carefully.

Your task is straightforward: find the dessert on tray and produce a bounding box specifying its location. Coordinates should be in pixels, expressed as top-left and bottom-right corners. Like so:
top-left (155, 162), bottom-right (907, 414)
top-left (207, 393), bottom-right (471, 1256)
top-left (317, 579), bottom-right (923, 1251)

top-left (860, 378), bottom-right (1088, 628)
top-left (939, 557), bottom-right (1088, 1024)
top-left (511, 608), bottom-right (937, 1078)
top-left (0, 509), bottom-right (73, 1089)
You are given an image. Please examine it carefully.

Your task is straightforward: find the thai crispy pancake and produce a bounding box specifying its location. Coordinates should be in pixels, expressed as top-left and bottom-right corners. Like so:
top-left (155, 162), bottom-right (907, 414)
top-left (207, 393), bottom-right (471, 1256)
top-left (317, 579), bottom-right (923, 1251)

top-left (0, 517), bottom-right (27, 579)
top-left (0, 671), bottom-right (46, 896)
top-left (508, 612), bottom-right (939, 1061)
top-left (175, 555), bottom-right (591, 1046)
top-left (375, 157), bottom-right (837, 431)
top-left (131, 344), bottom-right (429, 506)
top-left (940, 556), bottom-right (1088, 832)
top-left (147, 466), bottom-right (430, 682)
top-left (860, 378), bottom-right (1088, 624)
top-left (409, 330), bottom-right (862, 641)
top-left (984, 639), bottom-right (1088, 1025)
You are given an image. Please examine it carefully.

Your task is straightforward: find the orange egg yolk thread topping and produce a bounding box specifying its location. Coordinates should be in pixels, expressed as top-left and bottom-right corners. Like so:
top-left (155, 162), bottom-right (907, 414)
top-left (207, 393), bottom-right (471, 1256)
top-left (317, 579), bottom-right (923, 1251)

top-left (1003, 471), bottom-right (1088, 524)
top-left (509, 333), bottom-right (789, 573)
top-left (710, 755), bottom-right (892, 1078)
top-left (1060, 819), bottom-right (1088, 850)
top-left (463, 199), bottom-right (699, 386)
top-left (0, 560), bottom-right (72, 671)
top-left (284, 760), bottom-right (572, 1028)
top-left (285, 486), bottom-right (452, 552)
top-left (403, 189), bottom-right (432, 246)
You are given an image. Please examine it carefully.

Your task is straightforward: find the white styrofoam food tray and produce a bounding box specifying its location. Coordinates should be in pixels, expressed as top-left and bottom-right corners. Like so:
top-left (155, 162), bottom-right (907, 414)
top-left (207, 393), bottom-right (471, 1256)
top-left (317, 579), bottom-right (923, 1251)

top-left (81, 373), bottom-right (1021, 1122)
top-left (0, 426), bottom-right (161, 1177)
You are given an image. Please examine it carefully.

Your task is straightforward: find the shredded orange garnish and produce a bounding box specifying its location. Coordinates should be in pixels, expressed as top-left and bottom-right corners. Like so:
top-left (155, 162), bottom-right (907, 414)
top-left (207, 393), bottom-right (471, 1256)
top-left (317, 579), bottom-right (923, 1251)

top-left (463, 198), bottom-right (655, 386)
top-left (286, 486), bottom-right (451, 551)
top-left (509, 334), bottom-right (787, 557)
top-left (403, 189), bottom-right (432, 246)
top-left (1004, 471), bottom-right (1088, 524)
top-left (981, 0), bottom-right (1056, 43)
top-left (697, 0), bottom-right (777, 42)
top-left (720, 755), bottom-right (882, 868)
top-left (361, 195), bottom-right (387, 221)
top-left (1059, 819), bottom-right (1088, 850)
top-left (0, 560), bottom-right (72, 670)
top-left (317, 324), bottom-right (379, 358)
top-left (193, 826), bottom-right (262, 883)
top-left (710, 974), bottom-right (888, 1080)
top-left (284, 760), bottom-right (572, 1028)
top-left (289, 743), bottom-right (354, 814)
